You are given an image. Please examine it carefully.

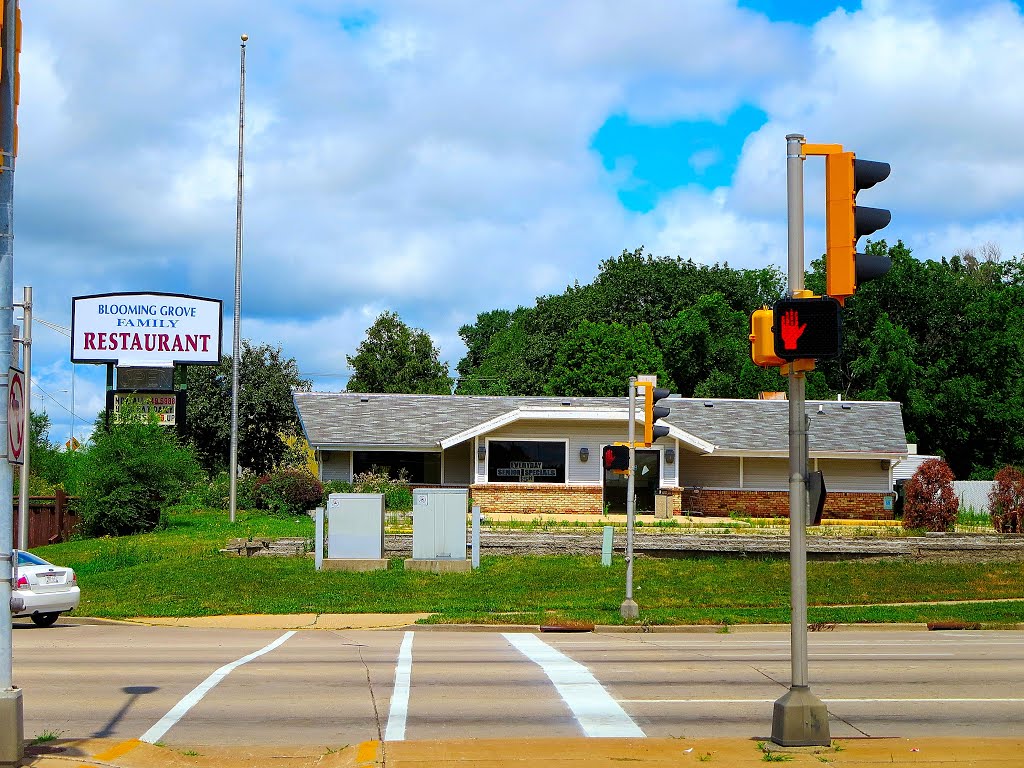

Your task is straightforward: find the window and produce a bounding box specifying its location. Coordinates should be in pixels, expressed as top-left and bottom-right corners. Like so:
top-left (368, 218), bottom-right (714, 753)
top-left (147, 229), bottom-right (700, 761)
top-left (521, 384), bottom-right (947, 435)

top-left (353, 451), bottom-right (441, 484)
top-left (488, 440), bottom-right (566, 483)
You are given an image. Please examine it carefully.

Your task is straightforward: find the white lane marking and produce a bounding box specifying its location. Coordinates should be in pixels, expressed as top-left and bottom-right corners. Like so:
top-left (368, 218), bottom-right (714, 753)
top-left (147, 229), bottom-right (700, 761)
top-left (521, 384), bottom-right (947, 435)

top-left (140, 631), bottom-right (296, 744)
top-left (384, 631), bottom-right (414, 742)
top-left (622, 698), bottom-right (1024, 704)
top-left (504, 633), bottom-right (644, 738)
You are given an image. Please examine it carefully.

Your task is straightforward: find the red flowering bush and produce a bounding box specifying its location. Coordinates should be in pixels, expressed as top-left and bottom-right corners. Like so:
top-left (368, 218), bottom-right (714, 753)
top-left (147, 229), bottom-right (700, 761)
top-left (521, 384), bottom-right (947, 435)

top-left (989, 465), bottom-right (1024, 533)
top-left (255, 468), bottom-right (324, 517)
top-left (902, 457), bottom-right (958, 532)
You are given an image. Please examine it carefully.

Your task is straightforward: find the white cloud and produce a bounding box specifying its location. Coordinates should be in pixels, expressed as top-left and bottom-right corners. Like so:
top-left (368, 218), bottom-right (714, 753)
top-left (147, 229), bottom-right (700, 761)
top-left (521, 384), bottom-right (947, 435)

top-left (13, 0), bottom-right (1024, 420)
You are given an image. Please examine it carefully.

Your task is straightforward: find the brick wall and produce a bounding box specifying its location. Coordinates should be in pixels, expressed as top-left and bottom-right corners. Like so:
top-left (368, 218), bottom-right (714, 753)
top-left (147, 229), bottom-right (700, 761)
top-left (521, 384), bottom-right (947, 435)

top-left (470, 484), bottom-right (894, 520)
top-left (675, 488), bottom-right (895, 520)
top-left (471, 484), bottom-right (604, 515)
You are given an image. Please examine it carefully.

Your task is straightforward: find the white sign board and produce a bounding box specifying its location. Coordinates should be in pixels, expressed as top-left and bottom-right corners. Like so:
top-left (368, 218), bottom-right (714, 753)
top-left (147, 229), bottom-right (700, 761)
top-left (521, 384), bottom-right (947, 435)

top-left (71, 292), bottom-right (222, 365)
top-left (7, 366), bottom-right (24, 464)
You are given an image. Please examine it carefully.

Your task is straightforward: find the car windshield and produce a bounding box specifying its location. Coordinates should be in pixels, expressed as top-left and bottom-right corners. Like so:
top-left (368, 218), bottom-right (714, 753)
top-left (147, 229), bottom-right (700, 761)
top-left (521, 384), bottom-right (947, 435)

top-left (16, 551), bottom-right (49, 566)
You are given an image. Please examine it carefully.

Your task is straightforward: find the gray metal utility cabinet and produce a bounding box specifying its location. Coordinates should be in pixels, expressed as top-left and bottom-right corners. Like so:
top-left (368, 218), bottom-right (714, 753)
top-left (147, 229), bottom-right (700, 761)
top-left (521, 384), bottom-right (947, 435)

top-left (322, 492), bottom-right (388, 571)
top-left (406, 488), bottom-right (471, 572)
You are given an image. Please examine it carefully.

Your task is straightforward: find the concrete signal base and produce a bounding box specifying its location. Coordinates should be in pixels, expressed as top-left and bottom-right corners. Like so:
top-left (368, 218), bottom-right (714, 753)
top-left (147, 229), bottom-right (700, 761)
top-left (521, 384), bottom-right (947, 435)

top-left (0, 687), bottom-right (23, 766)
top-left (404, 558), bottom-right (472, 573)
top-left (321, 558), bottom-right (389, 572)
top-left (771, 685), bottom-right (831, 746)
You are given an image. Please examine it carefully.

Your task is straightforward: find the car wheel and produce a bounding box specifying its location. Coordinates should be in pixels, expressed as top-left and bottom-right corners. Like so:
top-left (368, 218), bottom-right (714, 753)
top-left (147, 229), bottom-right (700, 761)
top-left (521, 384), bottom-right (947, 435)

top-left (30, 613), bottom-right (59, 628)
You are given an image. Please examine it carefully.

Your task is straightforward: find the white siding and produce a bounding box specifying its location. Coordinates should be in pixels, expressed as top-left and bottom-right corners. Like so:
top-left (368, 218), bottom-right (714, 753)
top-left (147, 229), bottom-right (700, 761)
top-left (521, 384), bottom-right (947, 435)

top-left (742, 458), bottom-right (789, 490)
top-left (679, 455), bottom-right (741, 488)
top-left (816, 458), bottom-right (891, 492)
top-left (320, 450), bottom-right (352, 482)
top-left (892, 454), bottom-right (942, 481)
top-left (474, 436), bottom-right (486, 484)
top-left (662, 439), bottom-right (679, 488)
top-left (442, 443), bottom-right (472, 485)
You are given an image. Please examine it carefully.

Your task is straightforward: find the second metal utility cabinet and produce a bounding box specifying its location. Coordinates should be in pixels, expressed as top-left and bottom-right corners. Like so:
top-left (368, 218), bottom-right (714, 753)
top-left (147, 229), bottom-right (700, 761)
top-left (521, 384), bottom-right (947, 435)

top-left (408, 488), bottom-right (470, 571)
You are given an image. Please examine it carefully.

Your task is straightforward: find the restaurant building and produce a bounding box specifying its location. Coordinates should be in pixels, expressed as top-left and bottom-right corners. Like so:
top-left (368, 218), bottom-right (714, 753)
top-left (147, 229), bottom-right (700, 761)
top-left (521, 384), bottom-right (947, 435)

top-left (293, 392), bottom-right (907, 519)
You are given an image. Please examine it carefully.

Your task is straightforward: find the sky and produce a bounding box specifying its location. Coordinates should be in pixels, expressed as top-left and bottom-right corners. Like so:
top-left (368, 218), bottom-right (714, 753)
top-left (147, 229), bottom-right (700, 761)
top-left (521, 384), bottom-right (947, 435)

top-left (16, 0), bottom-right (1024, 446)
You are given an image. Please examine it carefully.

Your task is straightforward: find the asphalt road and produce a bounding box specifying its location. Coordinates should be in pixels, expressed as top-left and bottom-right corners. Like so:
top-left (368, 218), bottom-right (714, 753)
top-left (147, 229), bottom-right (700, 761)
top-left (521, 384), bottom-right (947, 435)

top-left (12, 623), bottom-right (1024, 747)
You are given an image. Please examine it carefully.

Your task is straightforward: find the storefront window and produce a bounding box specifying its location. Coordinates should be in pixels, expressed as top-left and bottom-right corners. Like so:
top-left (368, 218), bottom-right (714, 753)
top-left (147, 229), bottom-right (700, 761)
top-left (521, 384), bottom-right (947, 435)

top-left (353, 451), bottom-right (441, 484)
top-left (487, 440), bottom-right (565, 483)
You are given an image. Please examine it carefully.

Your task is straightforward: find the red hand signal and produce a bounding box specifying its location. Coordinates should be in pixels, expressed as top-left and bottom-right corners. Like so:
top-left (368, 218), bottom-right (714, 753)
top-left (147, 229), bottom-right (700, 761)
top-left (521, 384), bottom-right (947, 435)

top-left (779, 309), bottom-right (806, 351)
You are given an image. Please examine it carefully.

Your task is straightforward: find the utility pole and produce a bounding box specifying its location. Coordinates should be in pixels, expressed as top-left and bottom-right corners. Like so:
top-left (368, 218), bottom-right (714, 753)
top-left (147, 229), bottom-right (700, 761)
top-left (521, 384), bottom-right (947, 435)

top-left (770, 134), bottom-right (830, 747)
top-left (0, 0), bottom-right (22, 762)
top-left (620, 376), bottom-right (638, 619)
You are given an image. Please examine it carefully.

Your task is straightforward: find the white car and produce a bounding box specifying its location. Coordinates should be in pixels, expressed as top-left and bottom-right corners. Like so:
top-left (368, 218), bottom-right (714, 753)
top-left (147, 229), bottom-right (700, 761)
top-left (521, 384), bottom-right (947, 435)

top-left (13, 550), bottom-right (80, 627)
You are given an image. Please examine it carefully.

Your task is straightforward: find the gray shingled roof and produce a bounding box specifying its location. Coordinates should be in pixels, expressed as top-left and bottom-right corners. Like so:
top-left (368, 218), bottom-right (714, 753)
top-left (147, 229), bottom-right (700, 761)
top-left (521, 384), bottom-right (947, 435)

top-left (667, 399), bottom-right (906, 455)
top-left (294, 392), bottom-right (907, 456)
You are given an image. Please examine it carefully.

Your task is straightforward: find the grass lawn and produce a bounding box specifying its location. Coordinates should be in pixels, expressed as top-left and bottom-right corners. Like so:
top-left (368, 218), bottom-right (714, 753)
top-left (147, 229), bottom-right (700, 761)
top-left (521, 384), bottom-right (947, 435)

top-left (35, 508), bottom-right (1024, 626)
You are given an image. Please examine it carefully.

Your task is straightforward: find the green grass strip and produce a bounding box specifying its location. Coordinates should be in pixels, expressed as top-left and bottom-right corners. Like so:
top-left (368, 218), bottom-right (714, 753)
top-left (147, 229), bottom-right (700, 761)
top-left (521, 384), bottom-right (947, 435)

top-left (36, 509), bottom-right (1024, 624)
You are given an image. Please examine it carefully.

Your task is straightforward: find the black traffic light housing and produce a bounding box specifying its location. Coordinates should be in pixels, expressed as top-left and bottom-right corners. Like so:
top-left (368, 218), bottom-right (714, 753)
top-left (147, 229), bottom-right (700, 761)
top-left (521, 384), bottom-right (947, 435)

top-left (808, 470), bottom-right (826, 526)
top-left (772, 296), bottom-right (842, 362)
top-left (603, 444), bottom-right (630, 472)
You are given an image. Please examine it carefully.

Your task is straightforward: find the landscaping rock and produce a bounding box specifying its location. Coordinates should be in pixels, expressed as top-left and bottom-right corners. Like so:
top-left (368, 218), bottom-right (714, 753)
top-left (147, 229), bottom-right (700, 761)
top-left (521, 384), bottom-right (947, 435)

top-left (223, 537), bottom-right (309, 557)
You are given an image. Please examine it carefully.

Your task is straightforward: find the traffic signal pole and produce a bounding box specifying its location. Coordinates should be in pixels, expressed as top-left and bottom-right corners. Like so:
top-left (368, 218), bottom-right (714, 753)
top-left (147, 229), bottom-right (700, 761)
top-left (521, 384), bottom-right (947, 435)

top-left (620, 377), bottom-right (639, 620)
top-left (771, 135), bottom-right (830, 747)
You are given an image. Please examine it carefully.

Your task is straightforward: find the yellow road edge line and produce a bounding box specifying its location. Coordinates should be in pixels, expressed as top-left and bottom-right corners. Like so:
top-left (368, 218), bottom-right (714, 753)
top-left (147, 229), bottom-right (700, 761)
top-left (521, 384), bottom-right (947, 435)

top-left (355, 739), bottom-right (380, 764)
top-left (92, 739), bottom-right (143, 761)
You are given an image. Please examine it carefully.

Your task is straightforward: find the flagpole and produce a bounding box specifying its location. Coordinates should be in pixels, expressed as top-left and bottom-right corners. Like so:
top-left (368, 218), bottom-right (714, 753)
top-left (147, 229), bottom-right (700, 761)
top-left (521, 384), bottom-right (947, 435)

top-left (229, 34), bottom-right (247, 524)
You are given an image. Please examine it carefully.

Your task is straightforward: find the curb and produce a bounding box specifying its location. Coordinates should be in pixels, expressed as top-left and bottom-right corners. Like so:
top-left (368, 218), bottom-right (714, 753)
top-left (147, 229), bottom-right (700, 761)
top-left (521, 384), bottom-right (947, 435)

top-left (66, 617), bottom-right (1024, 632)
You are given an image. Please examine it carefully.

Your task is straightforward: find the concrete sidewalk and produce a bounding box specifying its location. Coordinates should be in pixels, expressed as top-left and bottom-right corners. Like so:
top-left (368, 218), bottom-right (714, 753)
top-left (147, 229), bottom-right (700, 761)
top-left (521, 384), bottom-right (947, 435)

top-left (20, 736), bottom-right (1024, 767)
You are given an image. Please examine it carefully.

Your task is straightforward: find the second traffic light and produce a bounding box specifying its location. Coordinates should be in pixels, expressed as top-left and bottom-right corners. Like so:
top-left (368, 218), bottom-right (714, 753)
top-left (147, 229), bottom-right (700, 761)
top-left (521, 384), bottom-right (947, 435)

top-left (638, 382), bottom-right (671, 446)
top-left (825, 150), bottom-right (892, 303)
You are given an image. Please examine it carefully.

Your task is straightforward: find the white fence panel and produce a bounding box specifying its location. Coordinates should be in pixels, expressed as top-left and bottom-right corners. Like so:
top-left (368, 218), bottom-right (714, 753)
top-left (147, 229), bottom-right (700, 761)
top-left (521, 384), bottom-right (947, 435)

top-left (954, 480), bottom-right (994, 512)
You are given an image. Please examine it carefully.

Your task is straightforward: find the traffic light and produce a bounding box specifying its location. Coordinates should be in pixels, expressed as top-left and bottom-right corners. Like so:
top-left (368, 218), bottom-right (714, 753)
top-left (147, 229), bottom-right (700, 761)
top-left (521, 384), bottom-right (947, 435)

top-left (603, 444), bottom-right (629, 472)
top-left (772, 296), bottom-right (842, 361)
top-left (750, 307), bottom-right (784, 367)
top-left (0, 1), bottom-right (20, 163)
top-left (825, 150), bottom-right (891, 303)
top-left (638, 382), bottom-right (671, 446)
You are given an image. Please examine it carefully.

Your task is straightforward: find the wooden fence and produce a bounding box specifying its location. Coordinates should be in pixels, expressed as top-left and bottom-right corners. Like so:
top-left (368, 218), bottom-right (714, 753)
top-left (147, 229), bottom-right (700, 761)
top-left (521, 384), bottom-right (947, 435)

top-left (12, 490), bottom-right (80, 549)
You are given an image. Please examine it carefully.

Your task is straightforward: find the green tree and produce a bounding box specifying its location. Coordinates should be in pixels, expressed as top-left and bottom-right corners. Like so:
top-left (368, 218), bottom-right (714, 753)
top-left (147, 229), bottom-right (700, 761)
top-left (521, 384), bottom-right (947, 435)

top-left (346, 311), bottom-right (452, 395)
top-left (455, 247), bottom-right (784, 397)
top-left (545, 321), bottom-right (671, 397)
top-left (806, 238), bottom-right (1024, 477)
top-left (455, 308), bottom-right (533, 395)
top-left (78, 401), bottom-right (203, 537)
top-left (186, 340), bottom-right (311, 475)
top-left (662, 293), bottom-right (750, 397)
top-left (17, 411), bottom-right (81, 495)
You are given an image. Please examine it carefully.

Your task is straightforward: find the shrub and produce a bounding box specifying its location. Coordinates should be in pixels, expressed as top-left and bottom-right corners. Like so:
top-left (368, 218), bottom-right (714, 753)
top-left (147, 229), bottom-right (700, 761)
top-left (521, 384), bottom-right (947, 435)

top-left (902, 457), bottom-right (958, 533)
top-left (321, 479), bottom-right (353, 503)
top-left (78, 402), bottom-right (204, 537)
top-left (185, 470), bottom-right (261, 510)
top-left (351, 468), bottom-right (413, 511)
top-left (255, 468), bottom-right (324, 516)
top-left (989, 465), bottom-right (1024, 533)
